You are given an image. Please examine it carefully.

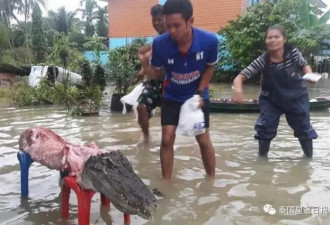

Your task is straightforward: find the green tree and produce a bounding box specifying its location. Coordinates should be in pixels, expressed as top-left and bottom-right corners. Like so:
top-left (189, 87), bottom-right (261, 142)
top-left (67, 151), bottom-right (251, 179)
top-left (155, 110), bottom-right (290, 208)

top-left (23, 0), bottom-right (46, 28)
top-left (68, 18), bottom-right (86, 51)
top-left (10, 22), bottom-right (34, 63)
top-left (84, 36), bottom-right (107, 64)
top-left (0, 21), bottom-right (9, 62)
top-left (48, 7), bottom-right (76, 34)
top-left (0, 0), bottom-right (24, 57)
top-left (107, 38), bottom-right (148, 94)
top-left (94, 64), bottom-right (106, 90)
top-left (0, 0), bottom-right (23, 26)
top-left (0, 21), bottom-right (9, 46)
top-left (22, 0), bottom-right (46, 50)
top-left (11, 23), bottom-right (27, 48)
top-left (31, 4), bottom-right (46, 63)
top-left (96, 6), bottom-right (108, 38)
top-left (81, 59), bottom-right (93, 86)
top-left (290, 0), bottom-right (330, 55)
top-left (218, 0), bottom-right (330, 76)
top-left (219, 0), bottom-right (305, 73)
top-left (47, 33), bottom-right (82, 69)
top-left (80, 0), bottom-right (97, 36)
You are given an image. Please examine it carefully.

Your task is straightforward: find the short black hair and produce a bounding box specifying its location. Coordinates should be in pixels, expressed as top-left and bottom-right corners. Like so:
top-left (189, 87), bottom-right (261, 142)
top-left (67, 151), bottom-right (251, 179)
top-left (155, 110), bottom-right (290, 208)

top-left (163, 0), bottom-right (193, 21)
top-left (151, 4), bottom-right (164, 17)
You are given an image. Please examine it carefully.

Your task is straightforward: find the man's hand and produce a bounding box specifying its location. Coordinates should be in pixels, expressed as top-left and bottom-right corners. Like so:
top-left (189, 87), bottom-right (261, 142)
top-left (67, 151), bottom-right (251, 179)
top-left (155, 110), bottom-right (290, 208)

top-left (133, 68), bottom-right (145, 84)
top-left (136, 68), bottom-right (145, 82)
top-left (198, 98), bottom-right (205, 108)
top-left (137, 45), bottom-right (161, 80)
top-left (233, 89), bottom-right (244, 104)
top-left (138, 45), bottom-right (152, 65)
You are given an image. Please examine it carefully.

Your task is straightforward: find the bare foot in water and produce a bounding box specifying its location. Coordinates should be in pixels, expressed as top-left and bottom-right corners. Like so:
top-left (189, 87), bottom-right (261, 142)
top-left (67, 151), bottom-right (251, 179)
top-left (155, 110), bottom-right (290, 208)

top-left (143, 134), bottom-right (150, 144)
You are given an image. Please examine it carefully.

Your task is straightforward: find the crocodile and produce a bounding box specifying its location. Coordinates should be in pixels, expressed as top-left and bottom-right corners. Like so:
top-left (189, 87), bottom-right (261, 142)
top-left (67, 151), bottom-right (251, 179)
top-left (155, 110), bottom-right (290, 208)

top-left (18, 127), bottom-right (158, 219)
top-left (80, 151), bottom-right (158, 219)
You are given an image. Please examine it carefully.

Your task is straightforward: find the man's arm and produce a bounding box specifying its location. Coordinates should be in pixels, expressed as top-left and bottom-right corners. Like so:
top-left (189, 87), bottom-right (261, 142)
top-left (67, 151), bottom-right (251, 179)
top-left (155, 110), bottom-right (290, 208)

top-left (138, 45), bottom-right (163, 80)
top-left (197, 65), bottom-right (215, 92)
top-left (198, 34), bottom-right (218, 95)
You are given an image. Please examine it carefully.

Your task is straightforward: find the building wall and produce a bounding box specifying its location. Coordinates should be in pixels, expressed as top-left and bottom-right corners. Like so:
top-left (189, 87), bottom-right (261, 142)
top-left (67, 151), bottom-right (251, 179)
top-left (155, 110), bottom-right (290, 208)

top-left (83, 51), bottom-right (109, 65)
top-left (107, 0), bottom-right (249, 49)
top-left (191, 0), bottom-right (246, 32)
top-left (0, 73), bottom-right (14, 87)
top-left (108, 0), bottom-right (159, 38)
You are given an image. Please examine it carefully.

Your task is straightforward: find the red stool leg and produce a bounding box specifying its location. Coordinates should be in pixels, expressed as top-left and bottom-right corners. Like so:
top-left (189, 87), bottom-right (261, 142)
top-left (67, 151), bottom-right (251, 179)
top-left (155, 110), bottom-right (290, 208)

top-left (61, 183), bottom-right (71, 219)
top-left (62, 177), bottom-right (129, 225)
top-left (77, 189), bottom-right (95, 225)
top-left (100, 193), bottom-right (110, 207)
top-left (124, 213), bottom-right (130, 224)
top-left (62, 177), bottom-right (95, 225)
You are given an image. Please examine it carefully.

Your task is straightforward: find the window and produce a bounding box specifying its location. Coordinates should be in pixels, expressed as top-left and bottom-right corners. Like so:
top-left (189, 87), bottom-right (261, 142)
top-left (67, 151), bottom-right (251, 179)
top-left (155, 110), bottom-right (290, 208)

top-left (248, 0), bottom-right (260, 6)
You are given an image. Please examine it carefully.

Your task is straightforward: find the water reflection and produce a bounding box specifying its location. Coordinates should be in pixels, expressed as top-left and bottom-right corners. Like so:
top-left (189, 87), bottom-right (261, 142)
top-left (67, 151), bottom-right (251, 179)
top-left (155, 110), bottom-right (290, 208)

top-left (0, 80), bottom-right (329, 224)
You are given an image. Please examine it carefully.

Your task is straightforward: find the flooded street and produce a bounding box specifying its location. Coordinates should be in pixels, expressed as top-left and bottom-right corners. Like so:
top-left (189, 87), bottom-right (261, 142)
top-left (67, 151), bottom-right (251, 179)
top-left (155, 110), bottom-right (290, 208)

top-left (0, 80), bottom-right (330, 225)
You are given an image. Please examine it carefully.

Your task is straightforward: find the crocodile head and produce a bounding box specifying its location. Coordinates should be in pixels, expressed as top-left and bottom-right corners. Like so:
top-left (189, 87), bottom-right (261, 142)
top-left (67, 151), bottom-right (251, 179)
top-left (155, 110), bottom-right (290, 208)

top-left (80, 151), bottom-right (158, 219)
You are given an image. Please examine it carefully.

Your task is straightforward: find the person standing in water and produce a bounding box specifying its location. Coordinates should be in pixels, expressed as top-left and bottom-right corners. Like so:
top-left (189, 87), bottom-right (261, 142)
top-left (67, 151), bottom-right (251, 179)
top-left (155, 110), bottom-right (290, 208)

top-left (232, 26), bottom-right (318, 158)
top-left (138, 0), bottom-right (218, 179)
top-left (136, 4), bottom-right (166, 142)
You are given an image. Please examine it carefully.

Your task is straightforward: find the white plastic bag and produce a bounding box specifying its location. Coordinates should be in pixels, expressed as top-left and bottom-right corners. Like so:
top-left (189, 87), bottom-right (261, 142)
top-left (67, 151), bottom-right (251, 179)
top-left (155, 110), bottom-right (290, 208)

top-left (120, 83), bottom-right (144, 119)
top-left (176, 95), bottom-right (206, 137)
top-left (302, 72), bottom-right (323, 82)
top-left (28, 66), bottom-right (48, 87)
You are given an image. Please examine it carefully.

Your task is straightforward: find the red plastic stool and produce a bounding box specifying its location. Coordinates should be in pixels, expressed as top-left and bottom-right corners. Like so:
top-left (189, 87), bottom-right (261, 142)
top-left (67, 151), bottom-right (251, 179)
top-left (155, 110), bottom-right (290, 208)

top-left (61, 176), bottom-right (130, 225)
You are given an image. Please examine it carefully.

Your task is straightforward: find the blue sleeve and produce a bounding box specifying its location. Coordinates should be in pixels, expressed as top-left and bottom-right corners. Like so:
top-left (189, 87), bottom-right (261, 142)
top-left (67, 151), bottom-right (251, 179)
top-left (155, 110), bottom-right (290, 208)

top-left (206, 35), bottom-right (219, 66)
top-left (150, 39), bottom-right (163, 69)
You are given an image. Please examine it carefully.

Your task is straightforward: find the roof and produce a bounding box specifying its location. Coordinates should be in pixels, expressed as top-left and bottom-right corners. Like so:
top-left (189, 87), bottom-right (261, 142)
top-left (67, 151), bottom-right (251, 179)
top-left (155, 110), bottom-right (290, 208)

top-left (0, 64), bottom-right (30, 76)
top-left (311, 0), bottom-right (327, 8)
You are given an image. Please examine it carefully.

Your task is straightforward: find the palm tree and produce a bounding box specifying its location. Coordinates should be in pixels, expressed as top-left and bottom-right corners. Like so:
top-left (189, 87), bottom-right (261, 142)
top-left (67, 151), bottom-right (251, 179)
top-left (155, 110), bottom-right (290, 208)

top-left (48, 7), bottom-right (76, 34)
top-left (23, 0), bottom-right (47, 38)
top-left (79, 0), bottom-right (97, 36)
top-left (96, 6), bottom-right (108, 38)
top-left (0, 0), bottom-right (24, 57)
top-left (0, 0), bottom-right (23, 26)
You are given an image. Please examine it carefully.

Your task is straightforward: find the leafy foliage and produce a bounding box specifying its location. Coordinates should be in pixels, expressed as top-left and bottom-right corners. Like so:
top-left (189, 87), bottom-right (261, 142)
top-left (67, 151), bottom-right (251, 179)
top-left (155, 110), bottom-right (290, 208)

top-left (31, 4), bottom-right (46, 62)
top-left (80, 59), bottom-right (93, 86)
top-left (48, 7), bottom-right (76, 34)
top-left (11, 79), bottom-right (56, 106)
top-left (107, 38), bottom-right (148, 94)
top-left (0, 21), bottom-right (9, 56)
top-left (290, 0), bottom-right (330, 55)
top-left (1, 1), bottom-right (107, 66)
top-left (94, 64), bottom-right (106, 91)
top-left (10, 73), bottom-right (103, 115)
top-left (218, 0), bottom-right (330, 76)
top-left (80, 0), bottom-right (97, 36)
top-left (219, 1), bottom-right (299, 73)
top-left (46, 33), bottom-right (84, 69)
top-left (96, 6), bottom-right (108, 38)
top-left (84, 36), bottom-right (107, 64)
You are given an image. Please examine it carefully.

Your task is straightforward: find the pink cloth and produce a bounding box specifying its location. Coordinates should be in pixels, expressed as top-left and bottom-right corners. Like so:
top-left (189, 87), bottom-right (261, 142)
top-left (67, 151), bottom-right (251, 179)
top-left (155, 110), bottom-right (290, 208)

top-left (19, 127), bottom-right (106, 177)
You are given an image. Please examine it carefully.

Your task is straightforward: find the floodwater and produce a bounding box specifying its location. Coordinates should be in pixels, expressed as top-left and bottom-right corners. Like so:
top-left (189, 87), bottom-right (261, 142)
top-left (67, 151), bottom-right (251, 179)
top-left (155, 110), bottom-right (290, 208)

top-left (0, 80), bottom-right (330, 225)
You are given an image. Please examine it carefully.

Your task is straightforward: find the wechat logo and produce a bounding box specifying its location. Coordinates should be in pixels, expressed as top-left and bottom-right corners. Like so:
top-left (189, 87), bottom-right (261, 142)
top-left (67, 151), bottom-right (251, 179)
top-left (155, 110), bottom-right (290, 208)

top-left (264, 204), bottom-right (276, 215)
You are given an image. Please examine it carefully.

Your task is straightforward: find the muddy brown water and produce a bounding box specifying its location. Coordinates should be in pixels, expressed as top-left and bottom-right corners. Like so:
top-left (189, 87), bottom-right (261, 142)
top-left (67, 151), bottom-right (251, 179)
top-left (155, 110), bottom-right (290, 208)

top-left (0, 81), bottom-right (330, 225)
